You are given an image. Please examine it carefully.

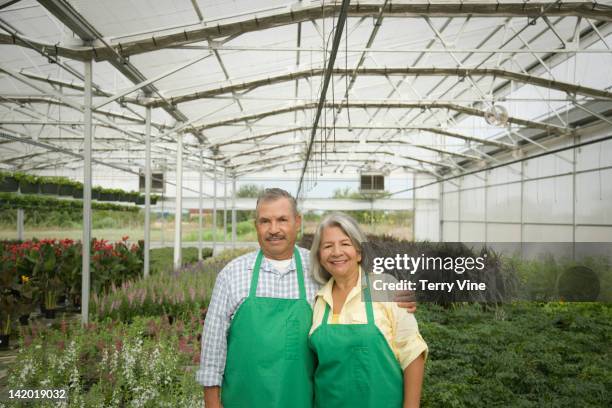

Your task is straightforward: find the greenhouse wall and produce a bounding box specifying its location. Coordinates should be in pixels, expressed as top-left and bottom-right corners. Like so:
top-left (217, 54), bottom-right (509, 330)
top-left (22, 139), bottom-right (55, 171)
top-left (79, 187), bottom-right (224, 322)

top-left (440, 124), bottom-right (612, 243)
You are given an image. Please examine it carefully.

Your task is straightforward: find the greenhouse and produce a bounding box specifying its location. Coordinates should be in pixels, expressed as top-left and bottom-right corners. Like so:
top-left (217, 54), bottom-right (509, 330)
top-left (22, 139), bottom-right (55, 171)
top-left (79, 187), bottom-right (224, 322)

top-left (0, 0), bottom-right (611, 406)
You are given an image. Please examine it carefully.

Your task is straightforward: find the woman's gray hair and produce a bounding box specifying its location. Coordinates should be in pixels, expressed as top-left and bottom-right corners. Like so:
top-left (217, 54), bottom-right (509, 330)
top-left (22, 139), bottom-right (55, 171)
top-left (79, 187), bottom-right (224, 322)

top-left (310, 212), bottom-right (367, 285)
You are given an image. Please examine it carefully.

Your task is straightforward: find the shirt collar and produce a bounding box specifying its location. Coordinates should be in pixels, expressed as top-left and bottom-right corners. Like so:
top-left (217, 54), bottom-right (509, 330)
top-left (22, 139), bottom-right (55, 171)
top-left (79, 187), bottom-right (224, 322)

top-left (316, 266), bottom-right (365, 307)
top-left (250, 250), bottom-right (297, 276)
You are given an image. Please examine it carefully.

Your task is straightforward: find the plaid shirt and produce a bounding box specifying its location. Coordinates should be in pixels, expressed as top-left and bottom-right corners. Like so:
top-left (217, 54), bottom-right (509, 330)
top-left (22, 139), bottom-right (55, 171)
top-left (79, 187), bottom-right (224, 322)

top-left (196, 247), bottom-right (320, 387)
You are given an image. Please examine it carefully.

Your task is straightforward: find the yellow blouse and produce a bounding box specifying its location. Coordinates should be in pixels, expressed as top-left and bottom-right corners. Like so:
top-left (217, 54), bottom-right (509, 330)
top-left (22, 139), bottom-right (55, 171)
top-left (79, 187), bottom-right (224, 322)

top-left (310, 271), bottom-right (428, 370)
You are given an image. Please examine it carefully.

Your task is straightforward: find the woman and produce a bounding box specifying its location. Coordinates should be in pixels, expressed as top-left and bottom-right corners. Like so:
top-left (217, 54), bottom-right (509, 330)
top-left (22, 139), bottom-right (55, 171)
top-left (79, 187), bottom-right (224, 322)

top-left (309, 213), bottom-right (427, 408)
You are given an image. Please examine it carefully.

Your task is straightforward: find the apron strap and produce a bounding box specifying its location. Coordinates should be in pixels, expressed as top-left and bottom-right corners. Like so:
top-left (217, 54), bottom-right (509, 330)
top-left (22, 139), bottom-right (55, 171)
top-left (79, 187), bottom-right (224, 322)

top-left (248, 250), bottom-right (264, 298)
top-left (363, 272), bottom-right (375, 326)
top-left (322, 302), bottom-right (331, 326)
top-left (293, 247), bottom-right (307, 300)
top-left (321, 272), bottom-right (375, 326)
top-left (249, 247), bottom-right (306, 300)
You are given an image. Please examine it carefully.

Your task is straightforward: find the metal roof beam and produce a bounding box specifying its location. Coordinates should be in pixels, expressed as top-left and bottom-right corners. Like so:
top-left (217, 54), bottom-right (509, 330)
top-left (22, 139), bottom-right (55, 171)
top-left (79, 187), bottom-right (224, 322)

top-left (83, 2), bottom-right (612, 60)
top-left (37, 0), bottom-right (205, 143)
top-left (191, 101), bottom-right (567, 137)
top-left (4, 3), bottom-right (608, 61)
top-left (148, 67), bottom-right (611, 107)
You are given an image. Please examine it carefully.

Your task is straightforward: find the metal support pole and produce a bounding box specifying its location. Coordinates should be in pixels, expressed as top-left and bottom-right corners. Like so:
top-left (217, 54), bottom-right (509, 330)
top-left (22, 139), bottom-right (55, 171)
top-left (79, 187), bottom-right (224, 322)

top-left (223, 166), bottom-right (227, 248)
top-left (520, 160), bottom-right (525, 257)
top-left (16, 208), bottom-right (24, 240)
top-left (143, 106), bottom-right (151, 278)
top-left (572, 137), bottom-right (577, 259)
top-left (198, 149), bottom-right (204, 261)
top-left (458, 177), bottom-right (462, 242)
top-left (212, 160), bottom-right (217, 254)
top-left (412, 173), bottom-right (416, 241)
top-left (81, 59), bottom-right (92, 326)
top-left (173, 133), bottom-right (183, 270)
top-left (439, 179), bottom-right (444, 242)
top-left (300, 198), bottom-right (304, 238)
top-left (231, 174), bottom-right (237, 249)
top-left (161, 195), bottom-right (165, 246)
top-left (484, 170), bottom-right (488, 243)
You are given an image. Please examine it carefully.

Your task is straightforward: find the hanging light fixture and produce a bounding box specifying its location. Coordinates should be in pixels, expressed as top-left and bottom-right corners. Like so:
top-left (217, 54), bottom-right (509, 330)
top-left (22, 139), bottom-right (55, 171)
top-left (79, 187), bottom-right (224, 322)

top-left (484, 104), bottom-right (509, 127)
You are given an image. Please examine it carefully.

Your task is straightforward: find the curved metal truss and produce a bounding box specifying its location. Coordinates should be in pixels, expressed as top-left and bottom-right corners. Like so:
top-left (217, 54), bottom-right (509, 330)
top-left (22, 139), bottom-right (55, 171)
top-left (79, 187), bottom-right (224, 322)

top-left (1, 0), bottom-right (612, 193)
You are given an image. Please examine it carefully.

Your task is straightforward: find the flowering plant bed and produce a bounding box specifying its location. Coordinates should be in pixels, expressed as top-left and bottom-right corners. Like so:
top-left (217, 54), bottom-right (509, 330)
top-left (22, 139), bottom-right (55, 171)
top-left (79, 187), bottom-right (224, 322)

top-left (7, 315), bottom-right (203, 407)
top-left (91, 248), bottom-right (249, 323)
top-left (0, 237), bottom-right (144, 335)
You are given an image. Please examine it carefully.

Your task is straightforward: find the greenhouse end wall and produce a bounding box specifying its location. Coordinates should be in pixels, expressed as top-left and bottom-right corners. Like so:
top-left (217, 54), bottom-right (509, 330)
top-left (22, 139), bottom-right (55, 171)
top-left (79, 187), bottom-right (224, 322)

top-left (439, 125), bottom-right (612, 243)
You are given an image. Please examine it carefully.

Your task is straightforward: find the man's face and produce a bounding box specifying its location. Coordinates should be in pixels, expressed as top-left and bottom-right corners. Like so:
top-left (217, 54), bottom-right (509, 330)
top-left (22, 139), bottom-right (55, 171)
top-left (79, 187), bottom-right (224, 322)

top-left (255, 198), bottom-right (301, 260)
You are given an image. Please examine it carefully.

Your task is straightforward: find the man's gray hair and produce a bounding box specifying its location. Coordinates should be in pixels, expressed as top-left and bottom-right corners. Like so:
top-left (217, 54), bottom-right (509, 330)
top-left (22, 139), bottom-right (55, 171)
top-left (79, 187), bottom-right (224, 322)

top-left (310, 212), bottom-right (367, 285)
top-left (255, 188), bottom-right (298, 218)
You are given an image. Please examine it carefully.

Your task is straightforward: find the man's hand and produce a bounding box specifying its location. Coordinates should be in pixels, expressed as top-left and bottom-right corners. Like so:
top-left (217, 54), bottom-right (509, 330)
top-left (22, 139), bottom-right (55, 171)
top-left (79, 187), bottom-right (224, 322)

top-left (395, 290), bottom-right (417, 313)
top-left (204, 386), bottom-right (222, 408)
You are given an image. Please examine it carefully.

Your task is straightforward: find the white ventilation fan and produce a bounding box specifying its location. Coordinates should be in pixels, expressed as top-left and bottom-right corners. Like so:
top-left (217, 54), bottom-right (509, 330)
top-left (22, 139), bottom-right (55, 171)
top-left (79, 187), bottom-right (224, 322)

top-left (484, 104), bottom-right (509, 126)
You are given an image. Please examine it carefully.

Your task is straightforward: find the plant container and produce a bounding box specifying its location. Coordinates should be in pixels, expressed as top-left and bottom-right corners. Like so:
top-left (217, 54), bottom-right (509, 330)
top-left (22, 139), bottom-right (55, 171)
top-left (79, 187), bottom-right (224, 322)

top-left (19, 181), bottom-right (39, 194)
top-left (99, 192), bottom-right (115, 201)
top-left (0, 334), bottom-right (9, 350)
top-left (40, 183), bottom-right (59, 195)
top-left (73, 188), bottom-right (84, 198)
top-left (18, 314), bottom-right (29, 326)
top-left (0, 176), bottom-right (18, 192)
top-left (58, 185), bottom-right (75, 196)
top-left (44, 309), bottom-right (56, 319)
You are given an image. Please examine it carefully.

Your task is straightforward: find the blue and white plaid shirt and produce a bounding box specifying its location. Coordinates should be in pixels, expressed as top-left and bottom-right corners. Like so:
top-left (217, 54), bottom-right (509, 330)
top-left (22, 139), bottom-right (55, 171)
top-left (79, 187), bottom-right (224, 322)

top-left (196, 246), bottom-right (320, 386)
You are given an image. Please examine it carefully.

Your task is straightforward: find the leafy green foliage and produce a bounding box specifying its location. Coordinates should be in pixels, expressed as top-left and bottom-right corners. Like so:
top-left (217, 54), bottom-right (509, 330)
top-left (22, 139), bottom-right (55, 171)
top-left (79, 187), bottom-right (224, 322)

top-left (419, 302), bottom-right (612, 407)
top-left (0, 193), bottom-right (139, 213)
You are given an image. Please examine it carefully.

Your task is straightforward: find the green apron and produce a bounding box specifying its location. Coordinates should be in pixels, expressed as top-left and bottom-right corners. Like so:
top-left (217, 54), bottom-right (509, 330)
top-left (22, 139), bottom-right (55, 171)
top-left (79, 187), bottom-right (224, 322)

top-left (308, 273), bottom-right (404, 408)
top-left (222, 247), bottom-right (314, 408)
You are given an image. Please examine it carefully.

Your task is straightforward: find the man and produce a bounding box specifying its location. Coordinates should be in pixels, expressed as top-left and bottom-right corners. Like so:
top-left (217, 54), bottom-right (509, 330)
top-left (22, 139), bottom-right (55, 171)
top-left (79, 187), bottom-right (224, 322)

top-left (197, 188), bottom-right (415, 407)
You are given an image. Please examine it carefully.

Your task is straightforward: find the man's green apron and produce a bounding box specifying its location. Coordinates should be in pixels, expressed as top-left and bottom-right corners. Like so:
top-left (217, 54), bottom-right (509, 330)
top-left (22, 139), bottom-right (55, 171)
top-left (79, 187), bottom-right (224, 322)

top-left (222, 248), bottom-right (314, 408)
top-left (308, 273), bottom-right (404, 408)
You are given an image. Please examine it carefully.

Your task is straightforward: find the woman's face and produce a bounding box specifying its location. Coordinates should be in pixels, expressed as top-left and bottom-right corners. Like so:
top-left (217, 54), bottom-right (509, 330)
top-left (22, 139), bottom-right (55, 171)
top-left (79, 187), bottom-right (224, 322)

top-left (319, 225), bottom-right (361, 280)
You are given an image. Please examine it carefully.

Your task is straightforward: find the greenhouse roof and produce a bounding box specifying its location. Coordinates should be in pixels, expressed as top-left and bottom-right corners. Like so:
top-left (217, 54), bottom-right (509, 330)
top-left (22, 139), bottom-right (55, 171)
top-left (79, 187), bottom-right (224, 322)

top-left (1, 0), bottom-right (611, 197)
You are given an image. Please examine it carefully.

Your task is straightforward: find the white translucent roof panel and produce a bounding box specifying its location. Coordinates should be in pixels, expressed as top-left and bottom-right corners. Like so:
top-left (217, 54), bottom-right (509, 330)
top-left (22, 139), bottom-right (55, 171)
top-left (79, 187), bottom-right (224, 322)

top-left (1, 0), bottom-right (611, 181)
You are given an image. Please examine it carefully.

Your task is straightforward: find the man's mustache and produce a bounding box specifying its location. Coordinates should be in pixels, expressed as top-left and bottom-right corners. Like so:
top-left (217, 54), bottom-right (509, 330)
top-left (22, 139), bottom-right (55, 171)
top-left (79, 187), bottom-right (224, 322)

top-left (265, 234), bottom-right (286, 240)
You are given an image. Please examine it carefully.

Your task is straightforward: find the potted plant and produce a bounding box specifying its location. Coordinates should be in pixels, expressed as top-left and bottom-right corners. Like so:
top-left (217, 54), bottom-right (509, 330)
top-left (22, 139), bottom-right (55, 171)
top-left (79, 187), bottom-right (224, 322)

top-left (92, 186), bottom-right (102, 200)
top-left (73, 185), bottom-right (84, 198)
top-left (40, 176), bottom-right (61, 195)
top-left (58, 178), bottom-right (79, 196)
top-left (57, 241), bottom-right (81, 311)
top-left (136, 195), bottom-right (145, 205)
top-left (0, 249), bottom-right (20, 349)
top-left (30, 243), bottom-right (64, 319)
top-left (0, 172), bottom-right (19, 193)
top-left (16, 274), bottom-right (36, 326)
top-left (126, 191), bottom-right (139, 203)
top-left (99, 188), bottom-right (114, 202)
top-left (151, 194), bottom-right (159, 205)
top-left (15, 173), bottom-right (40, 194)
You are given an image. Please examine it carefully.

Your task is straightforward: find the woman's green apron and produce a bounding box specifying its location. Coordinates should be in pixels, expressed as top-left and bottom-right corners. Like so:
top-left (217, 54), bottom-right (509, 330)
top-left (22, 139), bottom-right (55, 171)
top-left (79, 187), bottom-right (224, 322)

top-left (222, 248), bottom-right (314, 408)
top-left (308, 273), bottom-right (404, 408)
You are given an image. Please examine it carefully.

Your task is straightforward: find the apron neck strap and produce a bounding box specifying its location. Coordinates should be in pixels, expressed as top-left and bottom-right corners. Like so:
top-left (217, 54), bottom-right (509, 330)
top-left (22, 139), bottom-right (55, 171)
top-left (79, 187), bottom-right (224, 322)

top-left (249, 247), bottom-right (306, 300)
top-left (293, 247), bottom-right (307, 300)
top-left (363, 272), bottom-right (375, 325)
top-left (322, 271), bottom-right (375, 326)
